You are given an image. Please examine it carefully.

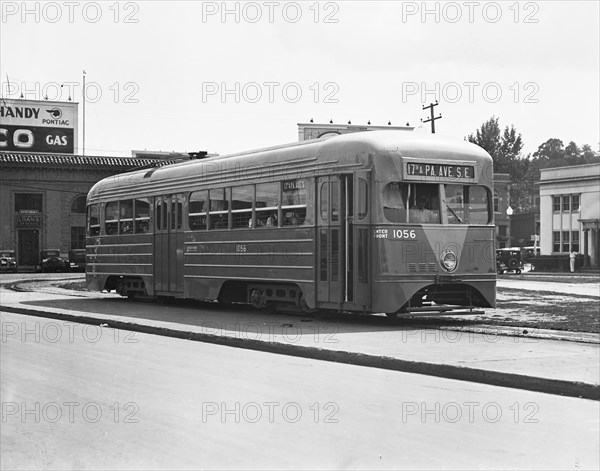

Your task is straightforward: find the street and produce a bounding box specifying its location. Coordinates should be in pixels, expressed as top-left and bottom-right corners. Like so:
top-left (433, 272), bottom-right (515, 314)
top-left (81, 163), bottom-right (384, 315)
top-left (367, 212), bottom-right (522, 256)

top-left (2, 311), bottom-right (599, 470)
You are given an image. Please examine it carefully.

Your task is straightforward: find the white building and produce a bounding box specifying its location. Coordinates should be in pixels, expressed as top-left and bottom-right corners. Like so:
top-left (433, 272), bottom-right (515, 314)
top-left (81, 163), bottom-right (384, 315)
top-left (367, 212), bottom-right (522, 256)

top-left (539, 163), bottom-right (600, 267)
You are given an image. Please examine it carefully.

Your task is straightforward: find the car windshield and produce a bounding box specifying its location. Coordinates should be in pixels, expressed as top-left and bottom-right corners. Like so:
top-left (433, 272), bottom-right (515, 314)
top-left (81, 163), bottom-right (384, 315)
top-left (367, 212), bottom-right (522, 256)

top-left (497, 250), bottom-right (521, 258)
top-left (0, 251), bottom-right (14, 257)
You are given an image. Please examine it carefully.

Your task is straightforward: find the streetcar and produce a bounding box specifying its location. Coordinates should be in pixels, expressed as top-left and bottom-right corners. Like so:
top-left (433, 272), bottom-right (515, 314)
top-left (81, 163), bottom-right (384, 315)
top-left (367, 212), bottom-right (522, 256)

top-left (86, 131), bottom-right (496, 315)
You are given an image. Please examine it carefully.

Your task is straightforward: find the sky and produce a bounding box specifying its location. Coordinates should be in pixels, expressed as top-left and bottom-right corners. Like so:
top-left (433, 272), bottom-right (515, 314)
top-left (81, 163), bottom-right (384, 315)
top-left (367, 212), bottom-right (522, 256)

top-left (1, 0), bottom-right (599, 157)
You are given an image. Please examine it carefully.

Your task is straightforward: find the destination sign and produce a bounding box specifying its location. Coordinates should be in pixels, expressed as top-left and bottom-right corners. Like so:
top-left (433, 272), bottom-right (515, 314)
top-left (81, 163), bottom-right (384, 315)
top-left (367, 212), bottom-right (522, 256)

top-left (406, 162), bottom-right (474, 179)
top-left (282, 179), bottom-right (306, 191)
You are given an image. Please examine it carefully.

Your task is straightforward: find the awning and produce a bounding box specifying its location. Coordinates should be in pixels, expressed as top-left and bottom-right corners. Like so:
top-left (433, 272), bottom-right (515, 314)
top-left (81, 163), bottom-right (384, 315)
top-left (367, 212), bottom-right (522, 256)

top-left (579, 219), bottom-right (600, 230)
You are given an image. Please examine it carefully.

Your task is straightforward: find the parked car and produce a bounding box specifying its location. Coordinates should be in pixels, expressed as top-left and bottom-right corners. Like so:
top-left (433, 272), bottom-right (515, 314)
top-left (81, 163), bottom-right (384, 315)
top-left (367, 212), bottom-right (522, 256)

top-left (0, 250), bottom-right (17, 272)
top-left (40, 249), bottom-right (67, 272)
top-left (496, 248), bottom-right (523, 274)
top-left (67, 249), bottom-right (86, 272)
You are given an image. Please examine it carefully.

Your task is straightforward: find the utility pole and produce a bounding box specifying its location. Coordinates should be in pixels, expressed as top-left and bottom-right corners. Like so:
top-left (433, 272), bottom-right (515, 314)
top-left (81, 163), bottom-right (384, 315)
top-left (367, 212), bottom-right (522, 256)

top-left (421, 101), bottom-right (442, 133)
top-left (82, 70), bottom-right (86, 156)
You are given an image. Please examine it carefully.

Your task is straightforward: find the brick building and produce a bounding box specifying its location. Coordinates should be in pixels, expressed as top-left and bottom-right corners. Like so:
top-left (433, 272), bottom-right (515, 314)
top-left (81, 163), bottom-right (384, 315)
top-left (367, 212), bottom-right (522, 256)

top-left (0, 153), bottom-right (172, 270)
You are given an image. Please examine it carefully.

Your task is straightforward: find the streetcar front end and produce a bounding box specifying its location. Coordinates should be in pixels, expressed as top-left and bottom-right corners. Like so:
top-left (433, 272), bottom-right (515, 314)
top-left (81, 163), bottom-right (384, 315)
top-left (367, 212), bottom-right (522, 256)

top-left (372, 140), bottom-right (496, 315)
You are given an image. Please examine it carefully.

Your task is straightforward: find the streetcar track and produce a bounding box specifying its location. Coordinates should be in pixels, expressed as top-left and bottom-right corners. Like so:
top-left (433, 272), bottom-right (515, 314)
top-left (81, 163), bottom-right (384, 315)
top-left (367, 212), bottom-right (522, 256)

top-left (3, 277), bottom-right (598, 344)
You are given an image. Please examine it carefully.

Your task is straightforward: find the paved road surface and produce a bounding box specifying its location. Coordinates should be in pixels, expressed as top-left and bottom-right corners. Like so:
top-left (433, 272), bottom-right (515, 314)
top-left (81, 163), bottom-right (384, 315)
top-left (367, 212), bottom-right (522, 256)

top-left (2, 312), bottom-right (598, 470)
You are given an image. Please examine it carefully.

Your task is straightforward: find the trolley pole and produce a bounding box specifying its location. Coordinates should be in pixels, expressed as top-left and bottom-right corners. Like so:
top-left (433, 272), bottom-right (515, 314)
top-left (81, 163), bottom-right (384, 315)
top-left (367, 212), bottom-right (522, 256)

top-left (421, 101), bottom-right (442, 133)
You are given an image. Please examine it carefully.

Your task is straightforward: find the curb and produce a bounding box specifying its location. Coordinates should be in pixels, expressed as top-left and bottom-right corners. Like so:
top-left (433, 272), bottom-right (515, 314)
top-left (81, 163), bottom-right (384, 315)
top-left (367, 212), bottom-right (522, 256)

top-left (2, 304), bottom-right (598, 402)
top-left (434, 324), bottom-right (600, 345)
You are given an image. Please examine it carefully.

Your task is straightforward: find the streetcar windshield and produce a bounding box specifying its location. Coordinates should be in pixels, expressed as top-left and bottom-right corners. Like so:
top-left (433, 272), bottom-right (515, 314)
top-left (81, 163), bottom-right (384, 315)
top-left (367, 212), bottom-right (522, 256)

top-left (443, 184), bottom-right (490, 224)
top-left (383, 182), bottom-right (490, 224)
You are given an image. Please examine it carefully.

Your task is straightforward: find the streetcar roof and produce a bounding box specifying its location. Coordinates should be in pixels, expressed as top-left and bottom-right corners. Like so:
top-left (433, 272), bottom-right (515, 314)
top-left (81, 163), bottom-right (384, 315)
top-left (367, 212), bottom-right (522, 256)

top-left (88, 131), bottom-right (492, 200)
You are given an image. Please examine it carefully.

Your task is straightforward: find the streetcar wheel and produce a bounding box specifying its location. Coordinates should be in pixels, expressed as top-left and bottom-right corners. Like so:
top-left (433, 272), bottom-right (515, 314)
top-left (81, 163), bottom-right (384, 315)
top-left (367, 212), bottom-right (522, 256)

top-left (116, 280), bottom-right (126, 297)
top-left (249, 289), bottom-right (266, 309)
top-left (298, 294), bottom-right (315, 314)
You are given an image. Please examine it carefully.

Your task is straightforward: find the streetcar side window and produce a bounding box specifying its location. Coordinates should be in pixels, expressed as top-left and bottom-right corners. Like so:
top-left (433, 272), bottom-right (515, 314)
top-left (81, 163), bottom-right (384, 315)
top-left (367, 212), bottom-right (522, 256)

top-left (358, 178), bottom-right (368, 220)
top-left (172, 198), bottom-right (182, 230)
top-left (282, 179), bottom-right (307, 226)
top-left (105, 201), bottom-right (119, 235)
top-left (189, 190), bottom-right (208, 230)
top-left (87, 204), bottom-right (100, 236)
top-left (256, 183), bottom-right (279, 228)
top-left (468, 186), bottom-right (490, 224)
top-left (319, 182), bottom-right (329, 222)
top-left (134, 199), bottom-right (150, 233)
top-left (331, 180), bottom-right (340, 222)
top-left (383, 182), bottom-right (407, 223)
top-left (232, 185), bottom-right (254, 229)
top-left (156, 199), bottom-right (162, 230)
top-left (209, 188), bottom-right (229, 229)
top-left (119, 200), bottom-right (133, 234)
top-left (156, 197), bottom-right (169, 231)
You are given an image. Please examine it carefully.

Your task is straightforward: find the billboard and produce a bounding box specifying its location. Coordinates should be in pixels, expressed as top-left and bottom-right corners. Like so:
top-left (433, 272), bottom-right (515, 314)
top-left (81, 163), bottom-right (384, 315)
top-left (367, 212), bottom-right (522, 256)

top-left (0, 98), bottom-right (78, 154)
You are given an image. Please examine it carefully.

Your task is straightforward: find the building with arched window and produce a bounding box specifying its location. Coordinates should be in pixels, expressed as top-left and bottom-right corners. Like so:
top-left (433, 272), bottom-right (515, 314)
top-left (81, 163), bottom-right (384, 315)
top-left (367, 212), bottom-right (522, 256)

top-left (0, 153), bottom-right (176, 270)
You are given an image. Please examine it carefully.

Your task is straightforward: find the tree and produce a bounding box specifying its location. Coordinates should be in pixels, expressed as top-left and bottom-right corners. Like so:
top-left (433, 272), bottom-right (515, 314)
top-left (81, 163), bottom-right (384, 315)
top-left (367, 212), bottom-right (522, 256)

top-left (467, 117), bottom-right (531, 212)
top-left (498, 125), bottom-right (524, 173)
top-left (467, 117), bottom-right (523, 174)
top-left (532, 139), bottom-right (599, 168)
top-left (468, 118), bottom-right (600, 213)
top-left (581, 144), bottom-right (599, 163)
top-left (533, 138), bottom-right (566, 167)
top-left (467, 116), bottom-right (501, 160)
top-left (565, 141), bottom-right (580, 157)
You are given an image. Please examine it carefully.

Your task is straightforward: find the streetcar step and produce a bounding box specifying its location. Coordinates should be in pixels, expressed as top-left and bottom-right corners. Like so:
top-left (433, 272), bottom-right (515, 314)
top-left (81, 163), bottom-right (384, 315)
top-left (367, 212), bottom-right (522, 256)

top-left (403, 305), bottom-right (484, 315)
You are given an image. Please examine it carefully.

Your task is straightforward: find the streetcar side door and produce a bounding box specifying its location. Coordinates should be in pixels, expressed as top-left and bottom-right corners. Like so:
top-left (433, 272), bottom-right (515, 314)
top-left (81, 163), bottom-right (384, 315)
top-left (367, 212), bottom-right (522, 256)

top-left (352, 170), bottom-right (371, 309)
top-left (154, 194), bottom-right (184, 295)
top-left (316, 175), bottom-right (354, 307)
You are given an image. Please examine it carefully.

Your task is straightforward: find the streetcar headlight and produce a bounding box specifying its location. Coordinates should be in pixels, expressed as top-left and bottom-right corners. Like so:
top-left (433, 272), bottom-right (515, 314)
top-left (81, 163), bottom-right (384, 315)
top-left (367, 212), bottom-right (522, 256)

top-left (440, 250), bottom-right (458, 272)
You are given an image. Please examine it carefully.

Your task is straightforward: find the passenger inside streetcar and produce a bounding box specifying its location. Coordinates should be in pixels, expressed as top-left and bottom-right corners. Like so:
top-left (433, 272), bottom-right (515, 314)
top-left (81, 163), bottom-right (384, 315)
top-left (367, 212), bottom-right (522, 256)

top-left (136, 220), bottom-right (150, 233)
top-left (409, 194), bottom-right (439, 223)
top-left (213, 214), bottom-right (228, 229)
top-left (266, 212), bottom-right (278, 227)
top-left (285, 209), bottom-right (306, 226)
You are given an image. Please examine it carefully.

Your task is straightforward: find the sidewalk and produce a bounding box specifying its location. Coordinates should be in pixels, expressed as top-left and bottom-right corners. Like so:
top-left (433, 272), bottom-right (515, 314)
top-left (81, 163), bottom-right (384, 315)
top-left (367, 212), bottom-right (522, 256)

top-left (1, 283), bottom-right (598, 401)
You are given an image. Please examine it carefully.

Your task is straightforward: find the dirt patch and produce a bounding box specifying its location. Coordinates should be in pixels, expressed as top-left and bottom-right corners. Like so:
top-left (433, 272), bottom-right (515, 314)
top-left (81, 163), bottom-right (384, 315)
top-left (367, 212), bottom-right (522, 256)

top-left (446, 287), bottom-right (600, 334)
top-left (58, 281), bottom-right (88, 291)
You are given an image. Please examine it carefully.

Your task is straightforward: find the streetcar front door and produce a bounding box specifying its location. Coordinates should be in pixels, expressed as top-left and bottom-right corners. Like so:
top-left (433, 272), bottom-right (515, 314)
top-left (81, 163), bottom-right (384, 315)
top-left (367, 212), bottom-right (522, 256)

top-left (154, 194), bottom-right (184, 294)
top-left (316, 175), bottom-right (355, 308)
